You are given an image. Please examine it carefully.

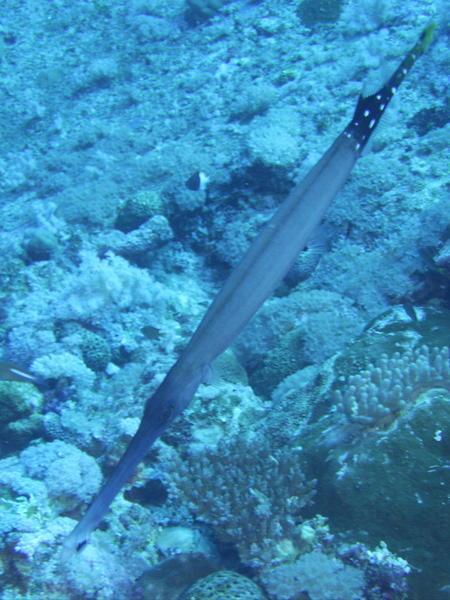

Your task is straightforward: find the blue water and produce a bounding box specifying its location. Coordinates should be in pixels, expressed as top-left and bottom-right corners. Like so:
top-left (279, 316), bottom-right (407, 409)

top-left (0, 1), bottom-right (448, 598)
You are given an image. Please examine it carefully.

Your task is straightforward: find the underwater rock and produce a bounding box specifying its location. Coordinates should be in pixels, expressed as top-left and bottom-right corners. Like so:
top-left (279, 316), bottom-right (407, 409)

top-left (101, 215), bottom-right (173, 257)
top-left (184, 0), bottom-right (229, 25)
top-left (247, 108), bottom-right (301, 168)
top-left (408, 103), bottom-right (450, 137)
top-left (319, 388), bottom-right (450, 598)
top-left (228, 83), bottom-right (277, 123)
top-left (297, 0), bottom-right (343, 28)
top-left (434, 238), bottom-right (450, 272)
top-left (23, 229), bottom-right (58, 262)
top-left (298, 305), bottom-right (450, 598)
top-left (212, 349), bottom-right (249, 385)
top-left (156, 526), bottom-right (212, 556)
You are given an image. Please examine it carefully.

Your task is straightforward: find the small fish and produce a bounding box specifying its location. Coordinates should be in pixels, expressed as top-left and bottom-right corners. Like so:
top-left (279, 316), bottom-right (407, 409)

top-left (142, 325), bottom-right (161, 340)
top-left (0, 361), bottom-right (37, 384)
top-left (185, 171), bottom-right (209, 191)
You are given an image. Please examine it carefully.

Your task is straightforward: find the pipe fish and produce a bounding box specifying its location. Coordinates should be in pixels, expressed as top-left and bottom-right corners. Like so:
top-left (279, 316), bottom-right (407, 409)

top-left (63, 24), bottom-right (435, 556)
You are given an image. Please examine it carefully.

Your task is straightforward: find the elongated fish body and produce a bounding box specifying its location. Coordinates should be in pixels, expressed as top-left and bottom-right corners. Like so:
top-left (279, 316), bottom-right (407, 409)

top-left (63, 25), bottom-right (435, 556)
top-left (0, 362), bottom-right (37, 384)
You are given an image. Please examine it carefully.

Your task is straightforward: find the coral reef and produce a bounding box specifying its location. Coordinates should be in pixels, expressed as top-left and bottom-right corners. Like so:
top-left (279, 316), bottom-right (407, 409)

top-left (32, 352), bottom-right (96, 390)
top-left (247, 108), bottom-right (302, 168)
top-left (115, 190), bottom-right (164, 232)
top-left (167, 436), bottom-right (316, 567)
top-left (297, 0), bottom-right (344, 28)
top-left (100, 214), bottom-right (173, 257)
top-left (185, 0), bottom-right (229, 25)
top-left (261, 549), bottom-right (365, 600)
top-left (296, 332), bottom-right (450, 597)
top-left (318, 386), bottom-right (450, 597)
top-left (238, 288), bottom-right (364, 394)
top-left (181, 570), bottom-right (267, 600)
top-left (80, 330), bottom-right (112, 372)
top-left (0, 0), bottom-right (446, 597)
top-left (0, 382), bottom-right (43, 454)
top-left (20, 440), bottom-right (102, 512)
top-left (334, 344), bottom-right (450, 426)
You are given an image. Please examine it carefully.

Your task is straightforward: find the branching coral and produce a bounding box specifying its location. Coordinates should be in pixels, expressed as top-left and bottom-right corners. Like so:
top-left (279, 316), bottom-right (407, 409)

top-left (334, 345), bottom-right (450, 427)
top-left (167, 436), bottom-right (316, 568)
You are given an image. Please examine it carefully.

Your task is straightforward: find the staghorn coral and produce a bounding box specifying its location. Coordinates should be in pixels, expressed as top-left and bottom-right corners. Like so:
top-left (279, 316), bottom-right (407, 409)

top-left (334, 345), bottom-right (450, 427)
top-left (168, 436), bottom-right (316, 568)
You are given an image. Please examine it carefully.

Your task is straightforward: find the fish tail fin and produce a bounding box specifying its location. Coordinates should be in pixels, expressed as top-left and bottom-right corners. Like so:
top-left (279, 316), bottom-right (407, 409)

top-left (344, 23), bottom-right (437, 153)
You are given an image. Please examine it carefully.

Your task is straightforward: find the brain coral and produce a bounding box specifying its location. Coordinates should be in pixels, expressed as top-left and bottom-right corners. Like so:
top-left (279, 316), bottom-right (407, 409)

top-left (261, 550), bottom-right (364, 600)
top-left (180, 570), bottom-right (267, 599)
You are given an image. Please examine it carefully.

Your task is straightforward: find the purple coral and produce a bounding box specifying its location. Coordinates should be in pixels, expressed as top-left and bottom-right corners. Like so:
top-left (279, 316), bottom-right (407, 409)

top-left (339, 541), bottom-right (411, 599)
